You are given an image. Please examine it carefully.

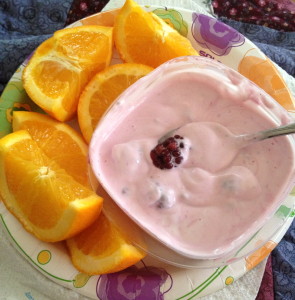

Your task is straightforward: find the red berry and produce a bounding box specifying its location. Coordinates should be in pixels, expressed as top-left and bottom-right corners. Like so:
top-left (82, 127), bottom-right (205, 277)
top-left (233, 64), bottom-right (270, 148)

top-left (150, 135), bottom-right (185, 170)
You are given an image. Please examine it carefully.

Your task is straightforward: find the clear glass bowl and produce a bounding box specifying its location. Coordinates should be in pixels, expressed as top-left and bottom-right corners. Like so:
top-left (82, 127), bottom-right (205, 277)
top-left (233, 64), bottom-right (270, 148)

top-left (89, 56), bottom-right (295, 268)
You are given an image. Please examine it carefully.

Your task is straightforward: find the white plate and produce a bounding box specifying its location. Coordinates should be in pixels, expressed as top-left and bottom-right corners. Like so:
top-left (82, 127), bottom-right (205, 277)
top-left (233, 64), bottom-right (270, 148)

top-left (1, 5), bottom-right (295, 299)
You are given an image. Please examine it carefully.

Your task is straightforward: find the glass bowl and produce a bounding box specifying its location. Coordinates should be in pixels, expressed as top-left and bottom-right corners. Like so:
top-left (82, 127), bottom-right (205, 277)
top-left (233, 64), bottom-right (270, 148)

top-left (88, 56), bottom-right (295, 268)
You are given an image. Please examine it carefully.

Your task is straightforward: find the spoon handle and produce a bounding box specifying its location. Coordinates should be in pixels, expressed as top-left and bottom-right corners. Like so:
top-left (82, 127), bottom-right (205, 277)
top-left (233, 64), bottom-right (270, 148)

top-left (259, 122), bottom-right (295, 139)
top-left (245, 122), bottom-right (295, 144)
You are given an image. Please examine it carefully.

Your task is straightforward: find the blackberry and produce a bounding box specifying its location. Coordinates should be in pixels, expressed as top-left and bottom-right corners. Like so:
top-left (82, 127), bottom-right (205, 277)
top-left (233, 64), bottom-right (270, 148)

top-left (150, 135), bottom-right (185, 170)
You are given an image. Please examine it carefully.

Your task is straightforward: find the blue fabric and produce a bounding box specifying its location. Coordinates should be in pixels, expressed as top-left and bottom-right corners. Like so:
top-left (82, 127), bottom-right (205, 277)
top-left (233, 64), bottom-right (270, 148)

top-left (271, 220), bottom-right (295, 300)
top-left (218, 16), bottom-right (295, 78)
top-left (0, 0), bottom-right (73, 93)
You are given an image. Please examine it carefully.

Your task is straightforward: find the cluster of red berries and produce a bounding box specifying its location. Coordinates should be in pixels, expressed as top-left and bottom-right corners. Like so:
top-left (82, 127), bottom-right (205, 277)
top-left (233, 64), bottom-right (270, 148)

top-left (150, 135), bottom-right (185, 170)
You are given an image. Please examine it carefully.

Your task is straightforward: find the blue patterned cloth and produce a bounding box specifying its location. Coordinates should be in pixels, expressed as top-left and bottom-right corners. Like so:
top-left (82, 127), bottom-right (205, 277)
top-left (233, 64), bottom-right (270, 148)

top-left (271, 220), bottom-right (295, 300)
top-left (0, 0), bottom-right (73, 93)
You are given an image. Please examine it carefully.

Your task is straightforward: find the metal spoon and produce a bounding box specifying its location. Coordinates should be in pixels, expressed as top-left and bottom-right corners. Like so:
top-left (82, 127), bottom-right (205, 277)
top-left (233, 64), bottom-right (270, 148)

top-left (159, 122), bottom-right (295, 147)
top-left (233, 122), bottom-right (295, 148)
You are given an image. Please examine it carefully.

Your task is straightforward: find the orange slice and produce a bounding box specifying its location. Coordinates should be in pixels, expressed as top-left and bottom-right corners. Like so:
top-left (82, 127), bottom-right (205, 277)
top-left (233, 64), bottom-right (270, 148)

top-left (0, 130), bottom-right (103, 242)
top-left (66, 212), bottom-right (146, 275)
top-left (66, 183), bottom-right (146, 275)
top-left (23, 25), bottom-right (113, 122)
top-left (53, 26), bottom-right (113, 76)
top-left (114, 0), bottom-right (198, 68)
top-left (78, 63), bottom-right (153, 143)
top-left (12, 111), bottom-right (91, 188)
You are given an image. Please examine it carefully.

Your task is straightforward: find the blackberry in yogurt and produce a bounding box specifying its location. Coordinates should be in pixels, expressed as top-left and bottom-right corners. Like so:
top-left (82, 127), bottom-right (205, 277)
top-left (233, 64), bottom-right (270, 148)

top-left (150, 135), bottom-right (185, 169)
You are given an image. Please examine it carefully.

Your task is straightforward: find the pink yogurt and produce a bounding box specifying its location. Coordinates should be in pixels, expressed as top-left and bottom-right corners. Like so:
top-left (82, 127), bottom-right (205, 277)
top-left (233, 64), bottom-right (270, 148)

top-left (89, 56), bottom-right (295, 259)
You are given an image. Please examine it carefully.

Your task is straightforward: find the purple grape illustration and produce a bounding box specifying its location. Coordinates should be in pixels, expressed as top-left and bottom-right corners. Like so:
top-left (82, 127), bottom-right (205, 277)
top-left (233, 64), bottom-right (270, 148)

top-left (191, 13), bottom-right (245, 56)
top-left (96, 263), bottom-right (172, 300)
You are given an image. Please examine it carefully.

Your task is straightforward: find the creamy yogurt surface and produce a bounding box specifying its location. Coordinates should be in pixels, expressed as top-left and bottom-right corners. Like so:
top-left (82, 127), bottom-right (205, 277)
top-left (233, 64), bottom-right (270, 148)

top-left (90, 57), bottom-right (295, 259)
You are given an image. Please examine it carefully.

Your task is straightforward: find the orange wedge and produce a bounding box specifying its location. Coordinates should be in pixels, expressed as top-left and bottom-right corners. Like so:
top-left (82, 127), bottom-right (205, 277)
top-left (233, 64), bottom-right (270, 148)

top-left (78, 63), bottom-right (153, 143)
top-left (53, 26), bottom-right (113, 75)
top-left (114, 0), bottom-right (198, 68)
top-left (23, 25), bottom-right (113, 122)
top-left (0, 130), bottom-right (103, 242)
top-left (66, 212), bottom-right (146, 275)
top-left (12, 111), bottom-right (91, 188)
top-left (66, 183), bottom-right (146, 275)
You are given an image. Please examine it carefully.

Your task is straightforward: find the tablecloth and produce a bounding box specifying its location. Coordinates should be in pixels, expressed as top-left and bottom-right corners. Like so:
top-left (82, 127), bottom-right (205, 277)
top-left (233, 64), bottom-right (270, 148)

top-left (0, 0), bottom-right (294, 299)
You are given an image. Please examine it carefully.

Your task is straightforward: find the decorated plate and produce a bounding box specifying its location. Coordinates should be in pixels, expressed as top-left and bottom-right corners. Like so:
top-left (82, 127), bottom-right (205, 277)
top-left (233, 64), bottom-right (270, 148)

top-left (0, 4), bottom-right (295, 300)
